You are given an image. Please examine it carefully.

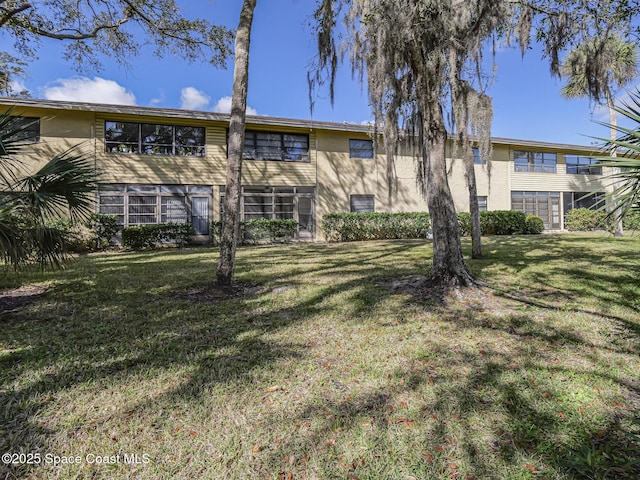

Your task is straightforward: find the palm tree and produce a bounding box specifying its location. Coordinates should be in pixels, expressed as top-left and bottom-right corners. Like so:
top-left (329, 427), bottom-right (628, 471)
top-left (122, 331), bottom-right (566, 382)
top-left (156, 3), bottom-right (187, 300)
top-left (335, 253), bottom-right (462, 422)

top-left (0, 110), bottom-right (98, 268)
top-left (560, 34), bottom-right (639, 237)
top-left (594, 90), bottom-right (640, 221)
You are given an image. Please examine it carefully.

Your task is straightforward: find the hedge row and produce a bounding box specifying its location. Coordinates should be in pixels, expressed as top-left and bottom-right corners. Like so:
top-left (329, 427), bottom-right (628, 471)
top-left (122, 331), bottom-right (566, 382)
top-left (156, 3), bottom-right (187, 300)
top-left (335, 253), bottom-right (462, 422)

top-left (566, 207), bottom-right (640, 231)
top-left (121, 223), bottom-right (195, 250)
top-left (322, 212), bottom-right (431, 242)
top-left (211, 218), bottom-right (298, 244)
top-left (458, 210), bottom-right (544, 236)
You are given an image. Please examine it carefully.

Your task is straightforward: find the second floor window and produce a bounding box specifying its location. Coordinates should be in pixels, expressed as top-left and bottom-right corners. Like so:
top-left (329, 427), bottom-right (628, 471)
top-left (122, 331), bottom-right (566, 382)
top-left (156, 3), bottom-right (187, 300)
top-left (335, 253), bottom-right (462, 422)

top-left (242, 130), bottom-right (309, 162)
top-left (349, 139), bottom-right (374, 158)
top-left (514, 150), bottom-right (557, 173)
top-left (566, 155), bottom-right (602, 175)
top-left (1, 116), bottom-right (40, 143)
top-left (105, 121), bottom-right (205, 156)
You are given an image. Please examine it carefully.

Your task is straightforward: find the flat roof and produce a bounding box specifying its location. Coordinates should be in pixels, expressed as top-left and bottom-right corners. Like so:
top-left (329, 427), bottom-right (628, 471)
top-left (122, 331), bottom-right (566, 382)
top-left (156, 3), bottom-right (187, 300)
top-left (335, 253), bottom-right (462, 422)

top-left (0, 97), bottom-right (599, 152)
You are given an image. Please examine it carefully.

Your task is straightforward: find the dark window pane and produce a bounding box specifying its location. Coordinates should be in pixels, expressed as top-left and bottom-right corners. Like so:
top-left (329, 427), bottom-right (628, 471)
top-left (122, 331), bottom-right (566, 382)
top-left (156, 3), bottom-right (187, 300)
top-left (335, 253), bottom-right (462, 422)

top-left (141, 124), bottom-right (174, 155)
top-left (349, 139), bottom-right (374, 158)
top-left (2, 116), bottom-right (40, 143)
top-left (175, 126), bottom-right (205, 156)
top-left (105, 121), bottom-right (139, 153)
top-left (350, 195), bottom-right (375, 213)
top-left (241, 130), bottom-right (309, 162)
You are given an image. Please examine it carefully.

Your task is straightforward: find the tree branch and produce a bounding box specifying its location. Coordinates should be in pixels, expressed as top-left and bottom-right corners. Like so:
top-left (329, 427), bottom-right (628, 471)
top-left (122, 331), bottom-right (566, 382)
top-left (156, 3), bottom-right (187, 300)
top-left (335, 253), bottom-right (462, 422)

top-left (0, 2), bottom-right (31, 29)
top-left (20, 16), bottom-right (131, 40)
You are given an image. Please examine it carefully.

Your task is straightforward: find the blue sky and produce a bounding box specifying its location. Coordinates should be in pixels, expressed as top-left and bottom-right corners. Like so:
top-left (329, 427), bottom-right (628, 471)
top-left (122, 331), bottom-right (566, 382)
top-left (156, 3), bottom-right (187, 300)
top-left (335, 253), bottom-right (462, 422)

top-left (6, 0), bottom-right (635, 146)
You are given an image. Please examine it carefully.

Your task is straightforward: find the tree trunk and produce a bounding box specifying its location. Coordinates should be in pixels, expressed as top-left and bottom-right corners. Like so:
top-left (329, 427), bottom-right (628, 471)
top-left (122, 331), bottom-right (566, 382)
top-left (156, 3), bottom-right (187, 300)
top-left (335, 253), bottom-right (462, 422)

top-left (421, 99), bottom-right (475, 287)
top-left (465, 161), bottom-right (483, 259)
top-left (216, 0), bottom-right (257, 286)
top-left (606, 88), bottom-right (624, 238)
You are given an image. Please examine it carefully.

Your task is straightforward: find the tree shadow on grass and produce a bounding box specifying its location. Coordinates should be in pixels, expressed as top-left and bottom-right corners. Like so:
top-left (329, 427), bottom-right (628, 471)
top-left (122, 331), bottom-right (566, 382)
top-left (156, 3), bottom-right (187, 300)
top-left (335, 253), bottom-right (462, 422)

top-left (1, 237), bottom-right (639, 478)
top-left (246, 307), bottom-right (640, 479)
top-left (0, 242), bottom-right (427, 478)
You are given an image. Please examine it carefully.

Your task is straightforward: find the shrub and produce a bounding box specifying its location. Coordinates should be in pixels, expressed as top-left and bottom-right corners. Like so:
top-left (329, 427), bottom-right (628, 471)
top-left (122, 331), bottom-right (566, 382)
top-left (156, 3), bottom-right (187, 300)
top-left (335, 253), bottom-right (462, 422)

top-left (524, 215), bottom-right (545, 234)
top-left (622, 210), bottom-right (640, 230)
top-left (243, 219), bottom-right (298, 243)
top-left (457, 212), bottom-right (472, 237)
top-left (86, 213), bottom-right (121, 249)
top-left (566, 208), bottom-right (608, 231)
top-left (480, 210), bottom-right (527, 235)
top-left (122, 223), bottom-right (195, 250)
top-left (322, 212), bottom-right (430, 242)
top-left (458, 210), bottom-right (537, 236)
top-left (210, 219), bottom-right (298, 245)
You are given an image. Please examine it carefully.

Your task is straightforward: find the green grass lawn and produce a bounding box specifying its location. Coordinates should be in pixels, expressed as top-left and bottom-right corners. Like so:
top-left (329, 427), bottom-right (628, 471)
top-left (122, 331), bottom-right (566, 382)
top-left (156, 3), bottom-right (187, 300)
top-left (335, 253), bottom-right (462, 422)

top-left (1, 233), bottom-right (639, 479)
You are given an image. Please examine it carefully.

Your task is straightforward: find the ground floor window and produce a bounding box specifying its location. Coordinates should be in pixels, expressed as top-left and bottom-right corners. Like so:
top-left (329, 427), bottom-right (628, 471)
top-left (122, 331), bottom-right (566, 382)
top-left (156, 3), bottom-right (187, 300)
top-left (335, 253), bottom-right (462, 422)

top-left (219, 185), bottom-right (315, 239)
top-left (98, 184), bottom-right (212, 234)
top-left (350, 194), bottom-right (375, 213)
top-left (477, 196), bottom-right (488, 212)
top-left (562, 191), bottom-right (604, 227)
top-left (511, 191), bottom-right (561, 229)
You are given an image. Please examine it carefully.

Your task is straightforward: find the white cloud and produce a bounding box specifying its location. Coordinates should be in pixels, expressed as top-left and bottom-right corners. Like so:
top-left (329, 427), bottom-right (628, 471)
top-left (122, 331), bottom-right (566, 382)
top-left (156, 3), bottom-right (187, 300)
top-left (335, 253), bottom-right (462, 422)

top-left (212, 95), bottom-right (258, 116)
top-left (43, 77), bottom-right (136, 105)
top-left (8, 79), bottom-right (28, 95)
top-left (148, 91), bottom-right (165, 107)
top-left (180, 87), bottom-right (210, 110)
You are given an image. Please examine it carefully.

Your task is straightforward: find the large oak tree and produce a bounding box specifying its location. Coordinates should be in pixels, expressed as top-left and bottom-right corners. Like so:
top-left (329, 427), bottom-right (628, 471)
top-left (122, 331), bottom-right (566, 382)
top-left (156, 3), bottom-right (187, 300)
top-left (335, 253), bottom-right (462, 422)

top-left (311, 0), bottom-right (639, 287)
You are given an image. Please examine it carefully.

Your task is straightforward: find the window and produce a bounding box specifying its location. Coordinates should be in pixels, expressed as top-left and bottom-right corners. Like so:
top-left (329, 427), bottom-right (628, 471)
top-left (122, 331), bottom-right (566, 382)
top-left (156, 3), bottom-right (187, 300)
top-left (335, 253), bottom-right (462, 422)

top-left (98, 184), bottom-right (212, 231)
top-left (472, 147), bottom-right (486, 165)
top-left (242, 130), bottom-right (309, 162)
top-left (220, 186), bottom-right (316, 238)
top-left (350, 195), bottom-right (375, 213)
top-left (161, 197), bottom-right (188, 223)
top-left (566, 155), bottom-right (602, 175)
top-left (98, 194), bottom-right (125, 226)
top-left (563, 191), bottom-right (603, 212)
top-left (511, 191), bottom-right (561, 229)
top-left (105, 121), bottom-right (205, 156)
top-left (129, 196), bottom-right (158, 225)
top-left (477, 196), bottom-right (487, 212)
top-left (514, 151), bottom-right (557, 173)
top-left (349, 139), bottom-right (374, 158)
top-left (1, 116), bottom-right (40, 143)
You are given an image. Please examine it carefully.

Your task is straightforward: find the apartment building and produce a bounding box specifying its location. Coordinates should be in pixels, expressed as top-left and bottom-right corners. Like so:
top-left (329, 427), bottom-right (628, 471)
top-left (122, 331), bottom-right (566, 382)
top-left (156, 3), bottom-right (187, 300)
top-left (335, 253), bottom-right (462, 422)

top-left (0, 98), bottom-right (608, 240)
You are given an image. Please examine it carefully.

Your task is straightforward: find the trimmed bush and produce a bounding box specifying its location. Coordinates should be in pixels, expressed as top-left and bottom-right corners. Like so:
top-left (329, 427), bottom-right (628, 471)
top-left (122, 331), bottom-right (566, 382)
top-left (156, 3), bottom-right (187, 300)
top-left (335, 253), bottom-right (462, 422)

top-left (122, 223), bottom-right (195, 250)
top-left (480, 210), bottom-right (527, 235)
top-left (211, 218), bottom-right (298, 245)
top-left (322, 212), bottom-right (430, 242)
top-left (458, 210), bottom-right (541, 236)
top-left (524, 215), bottom-right (545, 234)
top-left (565, 208), bottom-right (608, 231)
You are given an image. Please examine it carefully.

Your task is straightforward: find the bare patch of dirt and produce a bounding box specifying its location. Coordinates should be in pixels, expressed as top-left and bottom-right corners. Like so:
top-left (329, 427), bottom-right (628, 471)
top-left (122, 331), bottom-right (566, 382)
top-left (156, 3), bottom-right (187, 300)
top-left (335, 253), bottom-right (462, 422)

top-left (178, 282), bottom-right (266, 303)
top-left (0, 285), bottom-right (47, 314)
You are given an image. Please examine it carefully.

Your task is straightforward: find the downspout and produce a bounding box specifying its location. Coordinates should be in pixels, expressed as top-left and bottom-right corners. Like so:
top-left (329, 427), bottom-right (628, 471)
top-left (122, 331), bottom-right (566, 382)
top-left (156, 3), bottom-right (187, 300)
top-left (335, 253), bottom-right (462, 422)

top-left (314, 127), bottom-right (319, 240)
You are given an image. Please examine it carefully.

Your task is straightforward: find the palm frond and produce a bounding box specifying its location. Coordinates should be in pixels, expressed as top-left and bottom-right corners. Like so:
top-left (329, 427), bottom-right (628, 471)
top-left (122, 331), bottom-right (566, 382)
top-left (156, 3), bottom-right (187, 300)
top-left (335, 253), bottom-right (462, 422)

top-left (13, 143), bottom-right (99, 222)
top-left (0, 108), bottom-right (31, 186)
top-left (591, 90), bottom-right (640, 219)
